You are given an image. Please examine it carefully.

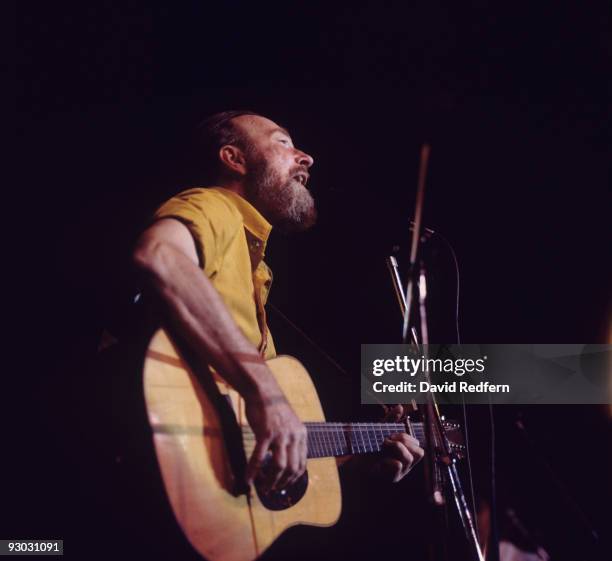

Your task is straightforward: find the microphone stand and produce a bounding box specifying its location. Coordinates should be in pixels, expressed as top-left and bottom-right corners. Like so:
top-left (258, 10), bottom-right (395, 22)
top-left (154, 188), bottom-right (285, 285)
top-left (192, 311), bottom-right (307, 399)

top-left (394, 144), bottom-right (485, 561)
top-left (386, 254), bottom-right (421, 347)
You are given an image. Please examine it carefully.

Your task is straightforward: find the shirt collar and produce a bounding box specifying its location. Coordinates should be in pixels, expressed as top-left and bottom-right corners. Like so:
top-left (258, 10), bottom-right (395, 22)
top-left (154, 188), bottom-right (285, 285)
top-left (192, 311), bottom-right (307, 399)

top-left (213, 187), bottom-right (272, 244)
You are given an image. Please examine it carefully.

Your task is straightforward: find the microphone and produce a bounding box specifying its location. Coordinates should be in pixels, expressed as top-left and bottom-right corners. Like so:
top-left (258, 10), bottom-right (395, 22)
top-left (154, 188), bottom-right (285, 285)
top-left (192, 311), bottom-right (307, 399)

top-left (391, 223), bottom-right (436, 254)
top-left (409, 220), bottom-right (435, 237)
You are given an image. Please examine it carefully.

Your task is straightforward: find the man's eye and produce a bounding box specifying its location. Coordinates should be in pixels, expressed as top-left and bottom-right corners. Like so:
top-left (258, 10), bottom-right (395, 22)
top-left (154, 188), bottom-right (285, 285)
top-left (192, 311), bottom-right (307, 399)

top-left (279, 139), bottom-right (290, 145)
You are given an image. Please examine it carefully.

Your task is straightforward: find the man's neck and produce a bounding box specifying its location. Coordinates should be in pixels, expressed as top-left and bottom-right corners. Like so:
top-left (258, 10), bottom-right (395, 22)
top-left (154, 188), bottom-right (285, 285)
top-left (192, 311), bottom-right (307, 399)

top-left (217, 179), bottom-right (248, 201)
top-left (215, 179), bottom-right (273, 228)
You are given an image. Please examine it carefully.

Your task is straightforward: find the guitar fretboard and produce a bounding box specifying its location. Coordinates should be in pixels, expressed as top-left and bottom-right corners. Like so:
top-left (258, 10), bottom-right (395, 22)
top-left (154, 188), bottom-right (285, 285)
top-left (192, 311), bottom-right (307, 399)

top-left (304, 422), bottom-right (426, 459)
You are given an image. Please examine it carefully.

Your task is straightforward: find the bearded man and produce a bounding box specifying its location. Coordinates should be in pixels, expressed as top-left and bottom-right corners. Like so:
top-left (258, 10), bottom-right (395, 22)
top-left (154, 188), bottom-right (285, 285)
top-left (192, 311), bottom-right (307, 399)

top-left (132, 110), bottom-right (423, 494)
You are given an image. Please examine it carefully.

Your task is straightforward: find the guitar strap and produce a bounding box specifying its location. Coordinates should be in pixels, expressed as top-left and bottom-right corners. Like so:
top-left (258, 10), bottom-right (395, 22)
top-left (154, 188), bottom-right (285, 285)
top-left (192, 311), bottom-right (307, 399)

top-left (171, 335), bottom-right (251, 497)
top-left (253, 276), bottom-right (269, 357)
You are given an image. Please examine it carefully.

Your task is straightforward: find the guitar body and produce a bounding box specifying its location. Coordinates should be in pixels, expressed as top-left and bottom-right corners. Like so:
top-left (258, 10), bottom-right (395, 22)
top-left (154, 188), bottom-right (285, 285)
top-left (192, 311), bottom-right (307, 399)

top-left (143, 329), bottom-right (341, 561)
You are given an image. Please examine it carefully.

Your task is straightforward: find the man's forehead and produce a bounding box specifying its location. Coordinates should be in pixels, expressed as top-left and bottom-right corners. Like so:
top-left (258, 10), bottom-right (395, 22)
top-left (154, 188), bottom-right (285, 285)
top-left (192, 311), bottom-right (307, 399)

top-left (233, 114), bottom-right (291, 138)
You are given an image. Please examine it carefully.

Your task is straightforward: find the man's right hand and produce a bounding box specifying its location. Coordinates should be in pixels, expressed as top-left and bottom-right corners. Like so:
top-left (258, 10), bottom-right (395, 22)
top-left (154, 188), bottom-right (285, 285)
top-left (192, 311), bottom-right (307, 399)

top-left (244, 389), bottom-right (307, 493)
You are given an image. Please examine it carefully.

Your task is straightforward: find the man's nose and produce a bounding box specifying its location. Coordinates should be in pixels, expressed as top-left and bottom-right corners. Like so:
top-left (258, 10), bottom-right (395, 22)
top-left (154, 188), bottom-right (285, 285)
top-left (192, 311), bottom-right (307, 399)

top-left (295, 149), bottom-right (314, 169)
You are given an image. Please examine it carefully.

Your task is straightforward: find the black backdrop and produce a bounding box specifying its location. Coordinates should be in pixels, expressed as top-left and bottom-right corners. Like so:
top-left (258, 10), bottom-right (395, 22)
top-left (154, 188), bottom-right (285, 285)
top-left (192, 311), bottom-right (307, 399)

top-left (13, 2), bottom-right (611, 560)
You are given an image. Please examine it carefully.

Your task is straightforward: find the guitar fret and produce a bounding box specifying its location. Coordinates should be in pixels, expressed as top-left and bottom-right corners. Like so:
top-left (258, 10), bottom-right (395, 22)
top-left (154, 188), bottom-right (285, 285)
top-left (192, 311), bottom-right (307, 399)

top-left (375, 424), bottom-right (384, 452)
top-left (361, 424), bottom-right (370, 453)
top-left (364, 424), bottom-right (374, 453)
top-left (322, 425), bottom-right (331, 456)
top-left (355, 425), bottom-right (363, 452)
top-left (327, 424), bottom-right (336, 455)
top-left (369, 425), bottom-right (378, 452)
top-left (319, 427), bottom-right (326, 457)
top-left (351, 425), bottom-right (359, 454)
top-left (342, 425), bottom-right (350, 455)
top-left (365, 424), bottom-right (373, 452)
top-left (316, 426), bottom-right (324, 457)
top-left (348, 425), bottom-right (357, 454)
top-left (335, 424), bottom-right (346, 456)
top-left (361, 424), bottom-right (369, 452)
top-left (364, 425), bottom-right (372, 452)
top-left (309, 428), bottom-right (316, 458)
top-left (356, 424), bottom-right (365, 453)
top-left (314, 426), bottom-right (323, 458)
top-left (307, 430), bottom-right (316, 458)
top-left (323, 425), bottom-right (330, 457)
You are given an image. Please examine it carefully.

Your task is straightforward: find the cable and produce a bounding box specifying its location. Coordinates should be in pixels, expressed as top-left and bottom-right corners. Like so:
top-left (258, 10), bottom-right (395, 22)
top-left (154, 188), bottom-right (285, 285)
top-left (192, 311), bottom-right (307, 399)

top-left (268, 303), bottom-right (392, 411)
top-left (436, 231), bottom-right (480, 543)
top-left (461, 399), bottom-right (479, 541)
top-left (439, 231), bottom-right (499, 558)
top-left (435, 231), bottom-right (461, 345)
top-left (267, 302), bottom-right (348, 377)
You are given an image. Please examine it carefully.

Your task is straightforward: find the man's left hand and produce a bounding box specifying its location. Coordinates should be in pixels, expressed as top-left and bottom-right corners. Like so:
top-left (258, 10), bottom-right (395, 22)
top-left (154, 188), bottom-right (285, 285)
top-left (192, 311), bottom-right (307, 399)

top-left (371, 433), bottom-right (424, 483)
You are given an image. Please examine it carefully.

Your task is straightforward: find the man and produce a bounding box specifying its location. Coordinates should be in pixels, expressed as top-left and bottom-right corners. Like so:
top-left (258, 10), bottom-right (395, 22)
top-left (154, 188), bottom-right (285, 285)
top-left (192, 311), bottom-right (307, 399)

top-left (132, 110), bottom-right (423, 493)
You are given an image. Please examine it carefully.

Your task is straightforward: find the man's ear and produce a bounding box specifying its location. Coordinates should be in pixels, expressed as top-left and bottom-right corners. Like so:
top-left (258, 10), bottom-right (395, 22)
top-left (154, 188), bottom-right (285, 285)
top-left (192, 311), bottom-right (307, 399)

top-left (218, 145), bottom-right (247, 176)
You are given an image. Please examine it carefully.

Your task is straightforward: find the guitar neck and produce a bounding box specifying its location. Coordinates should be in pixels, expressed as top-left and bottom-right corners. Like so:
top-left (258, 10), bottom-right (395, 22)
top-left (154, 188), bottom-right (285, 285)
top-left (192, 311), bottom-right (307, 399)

top-left (304, 422), bottom-right (426, 459)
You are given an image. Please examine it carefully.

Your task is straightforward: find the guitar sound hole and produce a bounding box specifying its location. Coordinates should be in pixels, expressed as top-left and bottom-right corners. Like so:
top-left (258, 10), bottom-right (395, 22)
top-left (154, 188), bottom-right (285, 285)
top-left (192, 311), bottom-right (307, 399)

top-left (254, 470), bottom-right (309, 511)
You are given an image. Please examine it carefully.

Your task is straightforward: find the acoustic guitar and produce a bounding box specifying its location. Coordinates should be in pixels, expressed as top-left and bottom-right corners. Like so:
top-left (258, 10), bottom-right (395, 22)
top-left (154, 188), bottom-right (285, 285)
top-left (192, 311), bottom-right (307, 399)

top-left (143, 328), bottom-right (464, 561)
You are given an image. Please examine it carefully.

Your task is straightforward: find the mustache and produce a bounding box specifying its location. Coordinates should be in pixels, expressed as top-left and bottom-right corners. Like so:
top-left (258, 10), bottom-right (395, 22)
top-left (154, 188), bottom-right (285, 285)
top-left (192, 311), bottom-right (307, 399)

top-left (291, 166), bottom-right (309, 176)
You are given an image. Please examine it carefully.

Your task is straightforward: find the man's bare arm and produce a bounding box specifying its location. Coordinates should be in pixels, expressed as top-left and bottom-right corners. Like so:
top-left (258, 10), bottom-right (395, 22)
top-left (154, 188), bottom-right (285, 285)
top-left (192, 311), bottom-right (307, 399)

top-left (132, 218), bottom-right (307, 490)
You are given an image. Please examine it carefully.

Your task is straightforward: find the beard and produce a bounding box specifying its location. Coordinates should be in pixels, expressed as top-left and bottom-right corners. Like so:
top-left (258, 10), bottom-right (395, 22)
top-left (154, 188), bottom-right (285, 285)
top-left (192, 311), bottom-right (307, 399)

top-left (244, 153), bottom-right (317, 233)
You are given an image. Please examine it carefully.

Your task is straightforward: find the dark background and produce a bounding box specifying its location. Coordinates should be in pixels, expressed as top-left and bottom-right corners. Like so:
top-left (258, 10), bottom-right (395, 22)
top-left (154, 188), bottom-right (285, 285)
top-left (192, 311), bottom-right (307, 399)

top-left (13, 2), bottom-right (611, 560)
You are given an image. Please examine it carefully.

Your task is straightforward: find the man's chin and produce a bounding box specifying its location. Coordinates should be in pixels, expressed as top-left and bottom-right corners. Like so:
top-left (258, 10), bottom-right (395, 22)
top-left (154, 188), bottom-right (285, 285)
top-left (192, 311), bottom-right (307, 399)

top-left (275, 207), bottom-right (317, 234)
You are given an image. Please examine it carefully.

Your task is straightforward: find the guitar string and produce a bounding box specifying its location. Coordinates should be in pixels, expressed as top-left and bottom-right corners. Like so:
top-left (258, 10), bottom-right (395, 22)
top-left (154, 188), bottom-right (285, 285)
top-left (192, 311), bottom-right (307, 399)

top-left (241, 431), bottom-right (428, 443)
top-left (241, 432), bottom-right (436, 457)
top-left (241, 428), bottom-right (431, 457)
